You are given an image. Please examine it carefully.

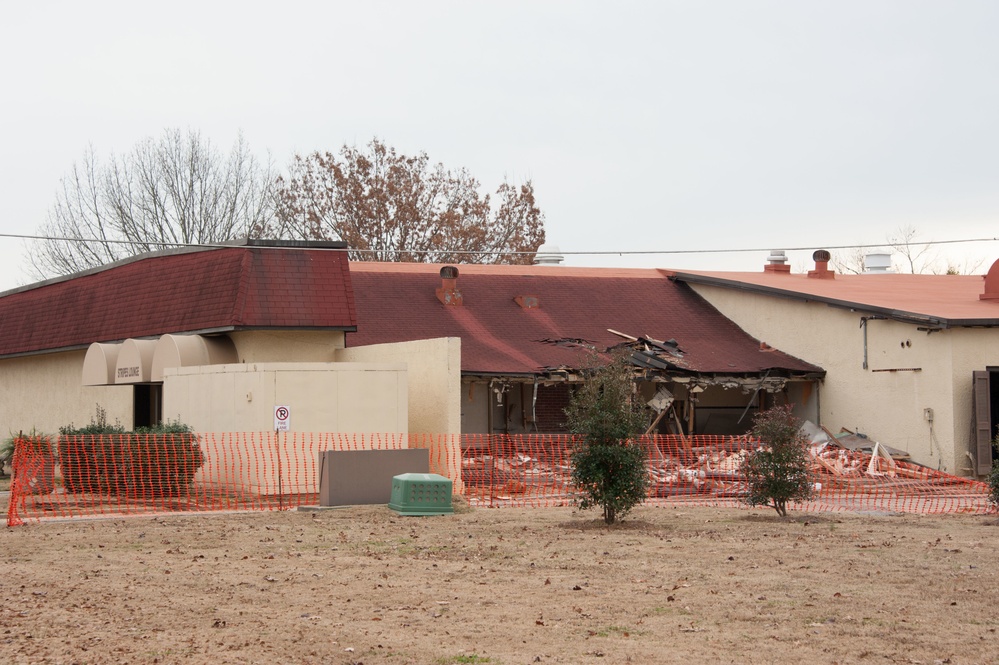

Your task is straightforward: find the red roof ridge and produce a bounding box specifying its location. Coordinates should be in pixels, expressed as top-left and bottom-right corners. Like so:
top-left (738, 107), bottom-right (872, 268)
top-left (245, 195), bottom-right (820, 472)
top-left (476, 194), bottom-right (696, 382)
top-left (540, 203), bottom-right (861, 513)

top-left (348, 261), bottom-right (666, 279)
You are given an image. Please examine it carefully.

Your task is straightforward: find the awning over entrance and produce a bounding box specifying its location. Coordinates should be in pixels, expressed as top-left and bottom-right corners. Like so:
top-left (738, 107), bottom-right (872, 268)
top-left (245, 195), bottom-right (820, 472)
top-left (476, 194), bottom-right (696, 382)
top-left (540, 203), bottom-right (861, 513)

top-left (82, 335), bottom-right (240, 386)
top-left (152, 334), bottom-right (238, 381)
top-left (82, 342), bottom-right (122, 386)
top-left (115, 338), bottom-right (157, 384)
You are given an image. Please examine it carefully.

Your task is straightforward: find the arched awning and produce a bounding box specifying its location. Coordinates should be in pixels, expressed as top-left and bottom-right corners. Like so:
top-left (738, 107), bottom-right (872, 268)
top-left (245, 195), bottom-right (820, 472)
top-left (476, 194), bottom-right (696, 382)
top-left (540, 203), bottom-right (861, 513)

top-left (115, 338), bottom-right (157, 384)
top-left (82, 342), bottom-right (122, 386)
top-left (152, 334), bottom-right (238, 381)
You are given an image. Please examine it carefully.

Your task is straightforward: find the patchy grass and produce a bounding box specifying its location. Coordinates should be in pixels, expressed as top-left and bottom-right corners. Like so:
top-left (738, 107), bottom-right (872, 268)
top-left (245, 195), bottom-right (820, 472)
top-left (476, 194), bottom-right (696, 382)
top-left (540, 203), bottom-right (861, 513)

top-left (437, 655), bottom-right (494, 664)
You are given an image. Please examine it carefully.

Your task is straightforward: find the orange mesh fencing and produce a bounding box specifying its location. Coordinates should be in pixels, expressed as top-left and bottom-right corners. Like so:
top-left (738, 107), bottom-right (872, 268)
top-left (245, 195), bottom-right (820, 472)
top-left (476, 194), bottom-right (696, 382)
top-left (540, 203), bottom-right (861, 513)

top-left (6, 432), bottom-right (992, 526)
top-left (462, 434), bottom-right (992, 514)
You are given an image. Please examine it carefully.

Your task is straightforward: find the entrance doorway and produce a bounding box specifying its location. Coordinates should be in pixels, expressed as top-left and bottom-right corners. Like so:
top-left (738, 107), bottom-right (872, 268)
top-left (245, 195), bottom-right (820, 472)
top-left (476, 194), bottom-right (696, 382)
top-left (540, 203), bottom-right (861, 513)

top-left (134, 384), bottom-right (162, 428)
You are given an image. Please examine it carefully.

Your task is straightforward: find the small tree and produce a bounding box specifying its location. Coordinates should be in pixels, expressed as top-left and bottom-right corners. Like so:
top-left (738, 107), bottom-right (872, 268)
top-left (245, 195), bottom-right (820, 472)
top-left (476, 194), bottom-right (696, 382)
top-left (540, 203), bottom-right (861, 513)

top-left (565, 351), bottom-right (649, 524)
top-left (740, 404), bottom-right (813, 517)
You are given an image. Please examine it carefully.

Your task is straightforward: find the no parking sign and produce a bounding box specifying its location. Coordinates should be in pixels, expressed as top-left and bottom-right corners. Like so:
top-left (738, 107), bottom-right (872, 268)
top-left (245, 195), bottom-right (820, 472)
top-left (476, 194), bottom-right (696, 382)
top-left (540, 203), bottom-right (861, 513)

top-left (274, 405), bottom-right (291, 431)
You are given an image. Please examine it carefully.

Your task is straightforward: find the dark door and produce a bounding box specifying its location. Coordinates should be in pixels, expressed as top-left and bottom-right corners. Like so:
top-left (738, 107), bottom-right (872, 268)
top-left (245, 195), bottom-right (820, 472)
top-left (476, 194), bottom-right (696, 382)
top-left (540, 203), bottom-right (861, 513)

top-left (133, 384), bottom-right (163, 428)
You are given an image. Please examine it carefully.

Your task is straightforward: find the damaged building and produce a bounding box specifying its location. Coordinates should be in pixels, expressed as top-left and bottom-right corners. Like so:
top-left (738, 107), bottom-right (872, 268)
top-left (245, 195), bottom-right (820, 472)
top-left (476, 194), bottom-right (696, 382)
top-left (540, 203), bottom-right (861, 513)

top-left (669, 250), bottom-right (999, 477)
top-left (347, 262), bottom-right (825, 436)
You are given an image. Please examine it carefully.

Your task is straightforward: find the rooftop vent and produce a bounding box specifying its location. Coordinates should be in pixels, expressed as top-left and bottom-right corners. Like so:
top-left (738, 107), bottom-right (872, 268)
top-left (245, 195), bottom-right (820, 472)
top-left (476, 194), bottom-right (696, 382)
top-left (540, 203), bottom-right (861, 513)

top-left (864, 252), bottom-right (892, 273)
top-left (533, 243), bottom-right (564, 265)
top-left (436, 266), bottom-right (463, 306)
top-left (515, 295), bottom-right (539, 309)
top-left (980, 259), bottom-right (999, 301)
top-left (764, 249), bottom-right (790, 274)
top-left (807, 249), bottom-right (835, 280)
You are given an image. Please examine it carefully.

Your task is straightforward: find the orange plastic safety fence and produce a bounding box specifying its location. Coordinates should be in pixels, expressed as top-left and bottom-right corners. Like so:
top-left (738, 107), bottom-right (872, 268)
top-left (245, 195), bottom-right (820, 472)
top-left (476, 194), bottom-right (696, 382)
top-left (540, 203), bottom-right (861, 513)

top-left (6, 432), bottom-right (991, 526)
top-left (461, 434), bottom-right (992, 515)
top-left (6, 432), bottom-right (425, 525)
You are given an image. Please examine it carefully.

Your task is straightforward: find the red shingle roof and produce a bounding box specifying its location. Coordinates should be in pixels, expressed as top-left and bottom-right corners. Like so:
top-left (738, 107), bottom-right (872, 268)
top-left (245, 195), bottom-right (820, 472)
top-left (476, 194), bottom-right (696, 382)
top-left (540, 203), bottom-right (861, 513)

top-left (669, 265), bottom-right (999, 327)
top-left (0, 246), bottom-right (356, 357)
top-left (347, 263), bottom-right (823, 377)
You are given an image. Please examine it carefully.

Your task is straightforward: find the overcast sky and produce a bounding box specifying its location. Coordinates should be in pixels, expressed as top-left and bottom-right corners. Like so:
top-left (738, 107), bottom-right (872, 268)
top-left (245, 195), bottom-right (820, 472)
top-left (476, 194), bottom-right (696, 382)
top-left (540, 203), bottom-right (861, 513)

top-left (2, 1), bottom-right (998, 292)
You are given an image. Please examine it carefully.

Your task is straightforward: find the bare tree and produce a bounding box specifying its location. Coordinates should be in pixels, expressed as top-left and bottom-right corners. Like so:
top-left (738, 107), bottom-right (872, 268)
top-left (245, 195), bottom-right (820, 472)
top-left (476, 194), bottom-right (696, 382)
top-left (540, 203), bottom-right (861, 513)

top-left (887, 225), bottom-right (937, 274)
top-left (831, 245), bottom-right (872, 275)
top-left (270, 138), bottom-right (546, 264)
top-left (832, 225), bottom-right (984, 275)
top-left (30, 129), bottom-right (276, 278)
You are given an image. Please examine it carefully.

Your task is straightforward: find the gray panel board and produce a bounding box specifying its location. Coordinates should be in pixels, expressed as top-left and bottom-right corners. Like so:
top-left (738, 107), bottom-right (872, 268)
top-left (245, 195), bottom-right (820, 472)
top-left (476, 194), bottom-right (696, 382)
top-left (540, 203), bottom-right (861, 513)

top-left (319, 449), bottom-right (430, 506)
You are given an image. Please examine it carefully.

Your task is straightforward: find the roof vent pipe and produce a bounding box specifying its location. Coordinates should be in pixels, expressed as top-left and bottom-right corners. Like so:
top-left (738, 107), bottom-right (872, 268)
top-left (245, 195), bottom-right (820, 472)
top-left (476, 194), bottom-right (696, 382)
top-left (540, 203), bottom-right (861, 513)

top-left (807, 249), bottom-right (835, 279)
top-left (436, 266), bottom-right (463, 306)
top-left (533, 243), bottom-right (564, 265)
top-left (764, 250), bottom-right (790, 274)
top-left (864, 252), bottom-right (892, 273)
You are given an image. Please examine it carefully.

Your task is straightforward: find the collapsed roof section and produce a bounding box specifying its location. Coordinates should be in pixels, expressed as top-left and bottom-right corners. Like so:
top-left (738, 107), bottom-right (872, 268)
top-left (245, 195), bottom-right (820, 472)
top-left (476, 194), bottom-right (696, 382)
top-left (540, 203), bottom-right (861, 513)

top-left (347, 262), bottom-right (825, 388)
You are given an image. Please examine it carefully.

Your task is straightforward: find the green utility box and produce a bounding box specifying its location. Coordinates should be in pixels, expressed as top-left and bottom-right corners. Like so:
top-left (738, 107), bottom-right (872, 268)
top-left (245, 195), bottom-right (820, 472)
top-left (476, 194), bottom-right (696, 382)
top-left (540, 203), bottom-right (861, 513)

top-left (388, 473), bottom-right (454, 516)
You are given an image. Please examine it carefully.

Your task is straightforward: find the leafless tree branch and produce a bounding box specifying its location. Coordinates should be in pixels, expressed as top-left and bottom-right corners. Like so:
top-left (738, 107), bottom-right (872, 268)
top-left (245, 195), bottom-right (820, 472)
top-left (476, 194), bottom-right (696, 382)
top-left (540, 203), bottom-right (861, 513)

top-left (29, 129), bottom-right (276, 279)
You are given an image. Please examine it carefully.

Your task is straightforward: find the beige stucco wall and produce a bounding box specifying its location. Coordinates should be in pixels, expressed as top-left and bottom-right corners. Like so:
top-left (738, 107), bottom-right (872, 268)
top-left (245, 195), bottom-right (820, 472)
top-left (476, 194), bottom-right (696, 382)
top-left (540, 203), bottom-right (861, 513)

top-left (228, 330), bottom-right (346, 363)
top-left (163, 361), bottom-right (410, 494)
top-left (337, 338), bottom-right (462, 484)
top-left (948, 327), bottom-right (999, 471)
top-left (687, 284), bottom-right (975, 475)
top-left (162, 362), bottom-right (408, 434)
top-left (336, 338), bottom-right (461, 436)
top-left (0, 350), bottom-right (134, 436)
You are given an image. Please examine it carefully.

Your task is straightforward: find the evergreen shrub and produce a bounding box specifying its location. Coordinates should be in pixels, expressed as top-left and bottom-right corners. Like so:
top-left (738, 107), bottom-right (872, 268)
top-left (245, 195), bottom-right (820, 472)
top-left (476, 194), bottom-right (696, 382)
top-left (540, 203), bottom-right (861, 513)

top-left (565, 351), bottom-right (650, 524)
top-left (740, 404), bottom-right (813, 517)
top-left (59, 407), bottom-right (203, 497)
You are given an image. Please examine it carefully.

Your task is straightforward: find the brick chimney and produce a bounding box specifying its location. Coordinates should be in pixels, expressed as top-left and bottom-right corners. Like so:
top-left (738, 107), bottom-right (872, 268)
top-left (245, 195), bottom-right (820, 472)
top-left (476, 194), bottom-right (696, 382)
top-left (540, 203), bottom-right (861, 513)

top-left (807, 250), bottom-right (835, 279)
top-left (436, 266), bottom-right (463, 306)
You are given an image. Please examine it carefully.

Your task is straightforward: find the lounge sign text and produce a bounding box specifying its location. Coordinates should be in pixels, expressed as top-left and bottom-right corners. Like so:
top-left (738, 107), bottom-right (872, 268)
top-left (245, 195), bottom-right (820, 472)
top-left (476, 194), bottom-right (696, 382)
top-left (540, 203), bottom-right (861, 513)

top-left (117, 366), bottom-right (141, 379)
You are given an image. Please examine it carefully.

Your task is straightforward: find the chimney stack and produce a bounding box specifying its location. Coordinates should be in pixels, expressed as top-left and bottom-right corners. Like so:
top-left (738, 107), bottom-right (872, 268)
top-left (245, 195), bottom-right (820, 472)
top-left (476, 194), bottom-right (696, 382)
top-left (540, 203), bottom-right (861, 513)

top-left (807, 250), bottom-right (835, 279)
top-left (436, 266), bottom-right (463, 306)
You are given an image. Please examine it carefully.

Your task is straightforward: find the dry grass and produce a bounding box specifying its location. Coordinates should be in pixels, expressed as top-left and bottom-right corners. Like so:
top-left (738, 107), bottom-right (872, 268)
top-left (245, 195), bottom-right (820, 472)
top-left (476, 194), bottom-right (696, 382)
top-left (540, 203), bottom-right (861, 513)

top-left (2, 502), bottom-right (999, 664)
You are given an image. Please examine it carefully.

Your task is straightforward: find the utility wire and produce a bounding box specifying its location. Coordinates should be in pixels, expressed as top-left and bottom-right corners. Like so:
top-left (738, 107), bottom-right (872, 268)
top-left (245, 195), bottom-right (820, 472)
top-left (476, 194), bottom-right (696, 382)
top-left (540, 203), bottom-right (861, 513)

top-left (0, 231), bottom-right (996, 257)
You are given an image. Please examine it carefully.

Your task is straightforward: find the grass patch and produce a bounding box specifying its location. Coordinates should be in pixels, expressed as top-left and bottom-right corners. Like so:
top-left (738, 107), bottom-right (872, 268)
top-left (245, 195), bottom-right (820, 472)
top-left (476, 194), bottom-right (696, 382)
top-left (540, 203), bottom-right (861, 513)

top-left (648, 605), bottom-right (692, 617)
top-left (437, 655), bottom-right (494, 664)
top-left (590, 625), bottom-right (644, 638)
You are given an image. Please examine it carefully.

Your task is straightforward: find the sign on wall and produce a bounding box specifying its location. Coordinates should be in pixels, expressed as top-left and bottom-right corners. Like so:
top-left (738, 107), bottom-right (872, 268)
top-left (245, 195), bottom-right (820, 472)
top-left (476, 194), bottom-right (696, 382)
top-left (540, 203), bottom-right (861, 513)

top-left (274, 405), bottom-right (291, 432)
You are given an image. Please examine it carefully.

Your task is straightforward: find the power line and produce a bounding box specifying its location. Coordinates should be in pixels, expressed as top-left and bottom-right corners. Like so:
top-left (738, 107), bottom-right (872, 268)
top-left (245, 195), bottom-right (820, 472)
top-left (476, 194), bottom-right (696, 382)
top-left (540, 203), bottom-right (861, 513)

top-left (0, 231), bottom-right (997, 257)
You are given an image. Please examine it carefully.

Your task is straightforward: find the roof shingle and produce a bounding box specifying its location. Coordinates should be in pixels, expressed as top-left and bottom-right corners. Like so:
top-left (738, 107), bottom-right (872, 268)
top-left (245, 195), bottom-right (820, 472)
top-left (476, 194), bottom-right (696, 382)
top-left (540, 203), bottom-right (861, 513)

top-left (347, 263), bottom-right (822, 377)
top-left (0, 246), bottom-right (356, 357)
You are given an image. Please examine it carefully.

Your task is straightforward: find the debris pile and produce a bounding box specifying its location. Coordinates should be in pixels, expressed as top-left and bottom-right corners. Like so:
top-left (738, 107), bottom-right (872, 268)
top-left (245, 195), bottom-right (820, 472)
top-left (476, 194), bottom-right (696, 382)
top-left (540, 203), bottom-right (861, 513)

top-left (460, 426), bottom-right (982, 509)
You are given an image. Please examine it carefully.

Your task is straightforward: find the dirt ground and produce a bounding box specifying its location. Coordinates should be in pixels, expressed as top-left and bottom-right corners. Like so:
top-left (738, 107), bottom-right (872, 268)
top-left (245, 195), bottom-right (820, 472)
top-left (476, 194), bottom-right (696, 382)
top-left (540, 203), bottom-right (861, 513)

top-left (2, 499), bottom-right (999, 665)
